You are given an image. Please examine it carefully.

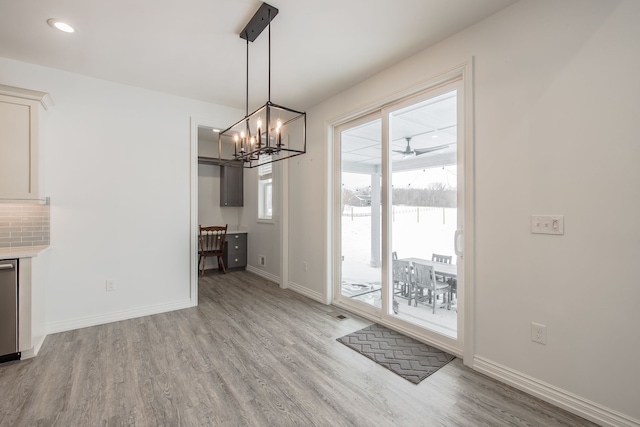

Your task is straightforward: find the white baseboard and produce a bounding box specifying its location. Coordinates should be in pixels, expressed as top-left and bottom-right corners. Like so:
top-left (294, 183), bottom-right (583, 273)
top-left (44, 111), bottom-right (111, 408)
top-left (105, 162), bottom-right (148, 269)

top-left (20, 334), bottom-right (47, 359)
top-left (286, 280), bottom-right (325, 304)
top-left (45, 299), bottom-right (195, 335)
top-left (474, 356), bottom-right (640, 427)
top-left (245, 266), bottom-right (325, 304)
top-left (246, 265), bottom-right (280, 284)
top-left (20, 348), bottom-right (35, 359)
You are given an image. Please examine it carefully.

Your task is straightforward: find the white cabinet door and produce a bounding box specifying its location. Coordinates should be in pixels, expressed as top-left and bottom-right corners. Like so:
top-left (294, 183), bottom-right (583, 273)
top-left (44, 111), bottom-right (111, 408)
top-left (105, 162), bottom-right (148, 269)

top-left (0, 95), bottom-right (39, 198)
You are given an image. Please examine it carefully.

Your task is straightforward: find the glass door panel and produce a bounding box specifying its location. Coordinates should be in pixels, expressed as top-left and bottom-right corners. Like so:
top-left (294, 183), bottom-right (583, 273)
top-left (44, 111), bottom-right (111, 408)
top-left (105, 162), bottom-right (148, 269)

top-left (339, 118), bottom-right (382, 309)
top-left (388, 90), bottom-right (459, 339)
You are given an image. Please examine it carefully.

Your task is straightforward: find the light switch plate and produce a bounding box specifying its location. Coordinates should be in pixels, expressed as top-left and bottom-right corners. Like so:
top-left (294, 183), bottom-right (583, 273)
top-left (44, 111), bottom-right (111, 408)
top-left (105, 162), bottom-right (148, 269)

top-left (531, 215), bottom-right (564, 235)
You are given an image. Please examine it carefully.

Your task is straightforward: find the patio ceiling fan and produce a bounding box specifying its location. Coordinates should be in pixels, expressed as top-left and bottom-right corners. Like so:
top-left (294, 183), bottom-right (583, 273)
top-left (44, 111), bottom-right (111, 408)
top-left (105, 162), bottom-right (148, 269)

top-left (393, 137), bottom-right (449, 157)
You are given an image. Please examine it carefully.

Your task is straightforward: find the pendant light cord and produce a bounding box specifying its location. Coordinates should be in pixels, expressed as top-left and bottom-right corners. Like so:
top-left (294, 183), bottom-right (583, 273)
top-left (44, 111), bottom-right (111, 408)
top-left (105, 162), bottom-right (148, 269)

top-left (268, 9), bottom-right (271, 103)
top-left (245, 38), bottom-right (249, 117)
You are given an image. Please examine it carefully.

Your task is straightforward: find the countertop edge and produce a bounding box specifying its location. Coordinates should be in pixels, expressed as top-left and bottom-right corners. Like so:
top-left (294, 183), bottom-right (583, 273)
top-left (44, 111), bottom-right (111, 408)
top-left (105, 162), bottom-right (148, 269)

top-left (0, 245), bottom-right (50, 260)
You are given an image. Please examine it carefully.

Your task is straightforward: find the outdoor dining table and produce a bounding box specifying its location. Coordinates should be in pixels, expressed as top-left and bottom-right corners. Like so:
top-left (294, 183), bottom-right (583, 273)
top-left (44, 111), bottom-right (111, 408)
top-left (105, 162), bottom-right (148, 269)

top-left (399, 257), bottom-right (457, 280)
top-left (397, 257), bottom-right (457, 308)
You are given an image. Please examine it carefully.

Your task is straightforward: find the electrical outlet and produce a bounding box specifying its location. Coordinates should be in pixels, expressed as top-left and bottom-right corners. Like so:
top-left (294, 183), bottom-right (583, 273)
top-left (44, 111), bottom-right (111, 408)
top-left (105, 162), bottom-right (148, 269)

top-left (531, 322), bottom-right (547, 345)
top-left (258, 255), bottom-right (266, 267)
top-left (303, 261), bottom-right (308, 272)
top-left (106, 279), bottom-right (116, 292)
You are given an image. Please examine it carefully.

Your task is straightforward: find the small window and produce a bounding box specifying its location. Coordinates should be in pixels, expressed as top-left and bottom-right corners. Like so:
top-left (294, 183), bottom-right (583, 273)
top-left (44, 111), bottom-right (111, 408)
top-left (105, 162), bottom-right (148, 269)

top-left (258, 157), bottom-right (273, 220)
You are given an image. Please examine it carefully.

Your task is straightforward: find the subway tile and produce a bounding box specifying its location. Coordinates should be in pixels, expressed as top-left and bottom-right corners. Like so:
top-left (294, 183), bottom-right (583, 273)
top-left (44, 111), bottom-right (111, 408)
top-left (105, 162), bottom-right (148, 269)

top-left (21, 226), bottom-right (44, 232)
top-left (11, 242), bottom-right (33, 247)
top-left (0, 227), bottom-right (23, 233)
top-left (27, 221), bottom-right (49, 227)
top-left (0, 237), bottom-right (23, 243)
top-left (13, 231), bottom-right (33, 237)
top-left (22, 236), bottom-right (43, 242)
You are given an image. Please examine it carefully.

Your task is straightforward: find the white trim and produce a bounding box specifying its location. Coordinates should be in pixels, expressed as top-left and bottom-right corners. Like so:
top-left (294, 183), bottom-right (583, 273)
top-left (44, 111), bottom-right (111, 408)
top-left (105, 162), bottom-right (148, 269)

top-left (45, 299), bottom-right (194, 335)
top-left (461, 58), bottom-right (476, 367)
top-left (0, 84), bottom-right (55, 110)
top-left (32, 334), bottom-right (46, 356)
top-left (323, 122), bottom-right (333, 305)
top-left (248, 262), bottom-right (325, 304)
top-left (287, 280), bottom-right (326, 304)
top-left (280, 159), bottom-right (289, 289)
top-left (19, 334), bottom-right (47, 359)
top-left (246, 265), bottom-right (280, 284)
top-left (20, 348), bottom-right (36, 360)
top-left (474, 356), bottom-right (640, 427)
top-left (189, 117), bottom-right (199, 307)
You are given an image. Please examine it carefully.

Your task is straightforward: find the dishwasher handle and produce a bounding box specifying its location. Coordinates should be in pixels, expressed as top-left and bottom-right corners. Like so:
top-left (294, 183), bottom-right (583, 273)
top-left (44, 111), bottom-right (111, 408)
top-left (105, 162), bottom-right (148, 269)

top-left (0, 263), bottom-right (16, 270)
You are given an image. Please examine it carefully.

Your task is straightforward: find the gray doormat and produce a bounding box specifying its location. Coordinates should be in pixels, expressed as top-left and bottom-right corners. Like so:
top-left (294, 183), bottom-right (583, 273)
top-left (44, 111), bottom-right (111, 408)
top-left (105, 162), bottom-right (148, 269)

top-left (336, 324), bottom-right (455, 384)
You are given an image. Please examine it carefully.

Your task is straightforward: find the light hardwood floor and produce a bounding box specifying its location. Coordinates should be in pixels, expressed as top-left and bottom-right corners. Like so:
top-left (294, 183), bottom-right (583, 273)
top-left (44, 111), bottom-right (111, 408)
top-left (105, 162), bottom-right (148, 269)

top-left (0, 271), bottom-right (596, 426)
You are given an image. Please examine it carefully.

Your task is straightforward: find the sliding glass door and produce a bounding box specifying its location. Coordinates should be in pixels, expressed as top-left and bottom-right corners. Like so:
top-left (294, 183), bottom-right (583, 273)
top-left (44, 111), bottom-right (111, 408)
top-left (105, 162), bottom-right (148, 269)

top-left (339, 113), bottom-right (382, 313)
top-left (335, 80), bottom-right (464, 346)
top-left (388, 89), bottom-right (460, 339)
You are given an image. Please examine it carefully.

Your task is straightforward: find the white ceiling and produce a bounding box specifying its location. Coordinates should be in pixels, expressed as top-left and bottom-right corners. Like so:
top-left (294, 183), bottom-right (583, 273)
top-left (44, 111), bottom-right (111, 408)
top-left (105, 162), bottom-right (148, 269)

top-left (0, 0), bottom-right (518, 111)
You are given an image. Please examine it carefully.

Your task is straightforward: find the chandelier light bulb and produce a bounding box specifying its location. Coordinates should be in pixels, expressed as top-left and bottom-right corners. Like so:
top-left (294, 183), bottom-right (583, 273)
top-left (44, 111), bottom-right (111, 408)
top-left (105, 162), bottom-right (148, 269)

top-left (257, 118), bottom-right (263, 146)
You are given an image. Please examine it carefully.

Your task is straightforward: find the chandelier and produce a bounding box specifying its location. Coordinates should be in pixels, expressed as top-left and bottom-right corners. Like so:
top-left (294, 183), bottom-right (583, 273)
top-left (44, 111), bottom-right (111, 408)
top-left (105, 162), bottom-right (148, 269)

top-left (218, 2), bottom-right (306, 168)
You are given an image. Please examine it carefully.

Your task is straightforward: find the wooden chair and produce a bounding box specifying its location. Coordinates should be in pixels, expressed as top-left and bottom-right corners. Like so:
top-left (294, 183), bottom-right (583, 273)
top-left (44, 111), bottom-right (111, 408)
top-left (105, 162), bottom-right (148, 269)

top-left (392, 259), bottom-right (413, 305)
top-left (198, 225), bottom-right (228, 276)
top-left (432, 253), bottom-right (455, 307)
top-left (432, 253), bottom-right (452, 264)
top-left (432, 253), bottom-right (452, 284)
top-left (412, 263), bottom-right (450, 313)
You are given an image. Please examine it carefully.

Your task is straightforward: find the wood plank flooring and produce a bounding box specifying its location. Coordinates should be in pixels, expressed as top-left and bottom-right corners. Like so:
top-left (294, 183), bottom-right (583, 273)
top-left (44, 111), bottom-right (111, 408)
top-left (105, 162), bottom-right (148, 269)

top-left (0, 271), bottom-right (597, 426)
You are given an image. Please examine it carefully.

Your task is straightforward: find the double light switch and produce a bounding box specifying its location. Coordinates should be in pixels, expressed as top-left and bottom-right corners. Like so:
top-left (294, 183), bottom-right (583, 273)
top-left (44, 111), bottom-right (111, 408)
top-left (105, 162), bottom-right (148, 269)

top-left (531, 215), bottom-right (564, 235)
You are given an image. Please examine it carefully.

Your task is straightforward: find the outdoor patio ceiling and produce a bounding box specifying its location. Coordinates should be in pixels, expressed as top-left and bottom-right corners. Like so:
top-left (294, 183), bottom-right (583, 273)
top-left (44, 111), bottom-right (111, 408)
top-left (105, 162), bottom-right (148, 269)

top-left (341, 91), bottom-right (457, 174)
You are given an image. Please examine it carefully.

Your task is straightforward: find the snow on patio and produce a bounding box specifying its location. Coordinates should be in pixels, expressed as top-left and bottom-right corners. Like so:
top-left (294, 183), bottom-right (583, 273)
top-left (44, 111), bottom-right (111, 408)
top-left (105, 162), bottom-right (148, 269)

top-left (341, 205), bottom-right (458, 337)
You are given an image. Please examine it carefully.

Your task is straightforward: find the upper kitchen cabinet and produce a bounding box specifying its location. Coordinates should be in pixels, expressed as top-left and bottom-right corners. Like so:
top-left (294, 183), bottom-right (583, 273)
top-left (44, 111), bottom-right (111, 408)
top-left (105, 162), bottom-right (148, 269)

top-left (0, 85), bottom-right (54, 199)
top-left (220, 163), bottom-right (243, 207)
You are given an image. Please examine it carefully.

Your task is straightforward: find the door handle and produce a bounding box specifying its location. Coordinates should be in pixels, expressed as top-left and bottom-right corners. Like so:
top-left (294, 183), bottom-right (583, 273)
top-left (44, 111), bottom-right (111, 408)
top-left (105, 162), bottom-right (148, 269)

top-left (0, 263), bottom-right (16, 270)
top-left (454, 229), bottom-right (463, 257)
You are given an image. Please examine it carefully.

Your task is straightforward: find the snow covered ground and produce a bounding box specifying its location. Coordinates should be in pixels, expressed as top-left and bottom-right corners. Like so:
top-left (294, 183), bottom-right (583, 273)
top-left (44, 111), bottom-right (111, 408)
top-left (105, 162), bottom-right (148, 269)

top-left (341, 205), bottom-right (458, 338)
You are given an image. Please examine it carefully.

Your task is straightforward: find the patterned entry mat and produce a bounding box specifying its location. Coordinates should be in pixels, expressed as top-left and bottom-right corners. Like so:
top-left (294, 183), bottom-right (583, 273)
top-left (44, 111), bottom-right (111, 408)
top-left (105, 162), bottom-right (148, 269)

top-left (336, 324), bottom-right (455, 384)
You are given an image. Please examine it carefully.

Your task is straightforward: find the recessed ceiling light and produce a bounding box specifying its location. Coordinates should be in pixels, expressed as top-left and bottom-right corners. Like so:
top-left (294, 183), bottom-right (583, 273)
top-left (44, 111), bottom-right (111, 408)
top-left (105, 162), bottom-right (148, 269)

top-left (47, 19), bottom-right (76, 33)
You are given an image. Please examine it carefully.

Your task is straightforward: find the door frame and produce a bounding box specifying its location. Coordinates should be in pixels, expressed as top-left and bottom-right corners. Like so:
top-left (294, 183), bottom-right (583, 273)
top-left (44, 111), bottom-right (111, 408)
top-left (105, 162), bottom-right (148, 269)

top-left (327, 60), bottom-right (475, 362)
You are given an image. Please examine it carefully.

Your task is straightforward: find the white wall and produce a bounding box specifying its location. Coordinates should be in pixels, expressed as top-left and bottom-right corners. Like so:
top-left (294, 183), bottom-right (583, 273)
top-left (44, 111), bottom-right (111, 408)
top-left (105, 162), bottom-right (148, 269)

top-left (0, 56), bottom-right (242, 330)
top-left (244, 164), bottom-right (281, 281)
top-left (289, 0), bottom-right (640, 424)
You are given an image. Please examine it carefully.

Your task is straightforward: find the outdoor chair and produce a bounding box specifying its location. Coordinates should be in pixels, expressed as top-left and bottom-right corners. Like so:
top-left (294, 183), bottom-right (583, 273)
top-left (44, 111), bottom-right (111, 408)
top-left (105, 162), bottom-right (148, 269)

top-left (392, 259), bottom-right (413, 305)
top-left (432, 253), bottom-right (453, 291)
top-left (413, 263), bottom-right (450, 313)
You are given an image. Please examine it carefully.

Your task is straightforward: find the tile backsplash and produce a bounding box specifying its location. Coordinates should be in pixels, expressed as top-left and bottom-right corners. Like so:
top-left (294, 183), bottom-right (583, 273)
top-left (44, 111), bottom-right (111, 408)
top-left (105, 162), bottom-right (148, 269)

top-left (0, 202), bottom-right (50, 248)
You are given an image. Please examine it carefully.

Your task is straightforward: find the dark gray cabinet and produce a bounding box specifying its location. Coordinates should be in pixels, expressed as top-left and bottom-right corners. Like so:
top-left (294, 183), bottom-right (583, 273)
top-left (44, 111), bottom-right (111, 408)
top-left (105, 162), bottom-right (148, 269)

top-left (224, 232), bottom-right (247, 269)
top-left (220, 164), bottom-right (243, 207)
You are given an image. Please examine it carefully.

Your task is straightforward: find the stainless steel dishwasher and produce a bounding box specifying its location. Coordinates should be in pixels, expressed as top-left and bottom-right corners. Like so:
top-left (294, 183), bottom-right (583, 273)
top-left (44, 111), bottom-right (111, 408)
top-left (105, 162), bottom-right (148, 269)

top-left (0, 259), bottom-right (19, 362)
